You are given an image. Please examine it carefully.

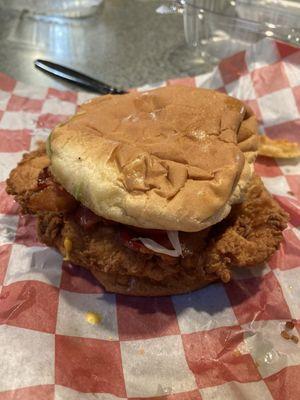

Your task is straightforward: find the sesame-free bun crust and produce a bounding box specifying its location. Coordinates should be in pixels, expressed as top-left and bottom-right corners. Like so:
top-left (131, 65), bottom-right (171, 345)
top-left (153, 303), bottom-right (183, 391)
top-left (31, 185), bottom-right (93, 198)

top-left (49, 86), bottom-right (258, 232)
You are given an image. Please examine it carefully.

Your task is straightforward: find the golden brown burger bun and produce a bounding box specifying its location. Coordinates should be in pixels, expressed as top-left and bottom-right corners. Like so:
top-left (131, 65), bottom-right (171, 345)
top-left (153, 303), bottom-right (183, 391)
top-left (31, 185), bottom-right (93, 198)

top-left (49, 86), bottom-right (258, 232)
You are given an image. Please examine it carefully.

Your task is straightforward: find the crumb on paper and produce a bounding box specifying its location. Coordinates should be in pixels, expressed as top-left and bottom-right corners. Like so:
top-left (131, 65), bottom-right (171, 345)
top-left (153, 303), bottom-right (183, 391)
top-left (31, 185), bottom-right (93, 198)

top-left (291, 335), bottom-right (299, 344)
top-left (156, 384), bottom-right (172, 395)
top-left (63, 237), bottom-right (72, 261)
top-left (233, 349), bottom-right (242, 357)
top-left (108, 336), bottom-right (113, 341)
top-left (138, 348), bottom-right (145, 355)
top-left (281, 330), bottom-right (291, 340)
top-left (85, 311), bottom-right (102, 325)
top-left (220, 269), bottom-right (231, 283)
top-left (287, 191), bottom-right (295, 197)
top-left (280, 328), bottom-right (299, 344)
top-left (285, 321), bottom-right (295, 330)
top-left (258, 135), bottom-right (300, 158)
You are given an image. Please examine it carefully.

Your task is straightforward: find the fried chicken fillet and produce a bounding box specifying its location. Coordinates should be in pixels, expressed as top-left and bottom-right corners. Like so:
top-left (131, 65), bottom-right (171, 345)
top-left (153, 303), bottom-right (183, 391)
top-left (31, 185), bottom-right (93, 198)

top-left (6, 144), bottom-right (288, 296)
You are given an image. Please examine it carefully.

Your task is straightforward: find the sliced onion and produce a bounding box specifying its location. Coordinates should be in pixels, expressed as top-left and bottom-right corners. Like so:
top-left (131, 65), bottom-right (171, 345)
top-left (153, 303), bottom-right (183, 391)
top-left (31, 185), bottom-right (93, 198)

top-left (167, 230), bottom-right (183, 257)
top-left (134, 230), bottom-right (182, 257)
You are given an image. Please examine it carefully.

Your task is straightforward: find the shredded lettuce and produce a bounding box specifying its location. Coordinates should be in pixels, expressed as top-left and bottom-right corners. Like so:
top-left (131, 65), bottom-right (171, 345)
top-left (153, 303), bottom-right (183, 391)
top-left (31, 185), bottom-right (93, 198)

top-left (74, 182), bottom-right (83, 201)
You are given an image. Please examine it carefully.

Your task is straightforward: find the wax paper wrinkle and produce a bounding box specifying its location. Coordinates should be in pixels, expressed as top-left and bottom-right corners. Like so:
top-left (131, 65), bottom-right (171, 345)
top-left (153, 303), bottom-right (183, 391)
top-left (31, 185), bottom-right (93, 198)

top-left (0, 282), bottom-right (36, 323)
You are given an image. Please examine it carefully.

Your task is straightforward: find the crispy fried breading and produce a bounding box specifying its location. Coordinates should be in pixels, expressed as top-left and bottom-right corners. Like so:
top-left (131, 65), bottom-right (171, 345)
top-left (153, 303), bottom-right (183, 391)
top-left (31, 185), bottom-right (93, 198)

top-left (6, 149), bottom-right (289, 296)
top-left (259, 135), bottom-right (300, 158)
top-left (6, 145), bottom-right (77, 214)
top-left (205, 175), bottom-right (288, 274)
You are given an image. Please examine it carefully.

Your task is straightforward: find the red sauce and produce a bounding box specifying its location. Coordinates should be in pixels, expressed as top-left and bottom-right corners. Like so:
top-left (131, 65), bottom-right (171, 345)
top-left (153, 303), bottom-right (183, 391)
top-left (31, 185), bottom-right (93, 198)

top-left (119, 229), bottom-right (145, 252)
top-left (119, 226), bottom-right (173, 254)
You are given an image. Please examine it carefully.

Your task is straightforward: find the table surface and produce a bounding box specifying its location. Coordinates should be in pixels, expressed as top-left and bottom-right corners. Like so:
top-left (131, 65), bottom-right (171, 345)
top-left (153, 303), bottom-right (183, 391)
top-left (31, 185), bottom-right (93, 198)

top-left (0, 0), bottom-right (189, 91)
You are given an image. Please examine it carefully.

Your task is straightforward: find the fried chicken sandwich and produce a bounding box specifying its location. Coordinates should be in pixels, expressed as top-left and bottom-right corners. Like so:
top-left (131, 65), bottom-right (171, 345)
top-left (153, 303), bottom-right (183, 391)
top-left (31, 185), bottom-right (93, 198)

top-left (6, 86), bottom-right (288, 296)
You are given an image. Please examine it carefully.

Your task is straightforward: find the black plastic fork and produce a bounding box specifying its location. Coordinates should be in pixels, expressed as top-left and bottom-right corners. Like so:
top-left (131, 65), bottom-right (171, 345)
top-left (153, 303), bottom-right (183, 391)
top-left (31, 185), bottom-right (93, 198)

top-left (34, 59), bottom-right (127, 95)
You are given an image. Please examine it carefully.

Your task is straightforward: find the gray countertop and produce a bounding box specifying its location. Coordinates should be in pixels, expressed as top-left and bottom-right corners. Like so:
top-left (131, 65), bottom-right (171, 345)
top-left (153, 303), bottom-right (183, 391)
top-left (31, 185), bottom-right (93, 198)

top-left (0, 0), bottom-right (190, 91)
top-left (1, 1), bottom-right (299, 92)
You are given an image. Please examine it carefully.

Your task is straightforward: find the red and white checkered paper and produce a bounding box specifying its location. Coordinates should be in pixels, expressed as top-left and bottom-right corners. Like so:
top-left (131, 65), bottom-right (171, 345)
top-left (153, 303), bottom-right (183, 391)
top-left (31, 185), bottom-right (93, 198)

top-left (0, 38), bottom-right (300, 400)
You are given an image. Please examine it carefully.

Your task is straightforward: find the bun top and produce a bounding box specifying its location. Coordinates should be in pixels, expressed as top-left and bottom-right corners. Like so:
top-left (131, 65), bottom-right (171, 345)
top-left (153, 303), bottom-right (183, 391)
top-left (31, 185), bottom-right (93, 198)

top-left (49, 86), bottom-right (258, 232)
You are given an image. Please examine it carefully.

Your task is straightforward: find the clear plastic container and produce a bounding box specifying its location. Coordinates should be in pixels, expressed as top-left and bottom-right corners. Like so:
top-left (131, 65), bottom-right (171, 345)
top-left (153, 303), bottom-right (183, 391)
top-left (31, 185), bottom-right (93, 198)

top-left (0, 0), bottom-right (103, 18)
top-left (1, 0), bottom-right (104, 54)
top-left (161, 0), bottom-right (300, 73)
top-left (236, 0), bottom-right (300, 29)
